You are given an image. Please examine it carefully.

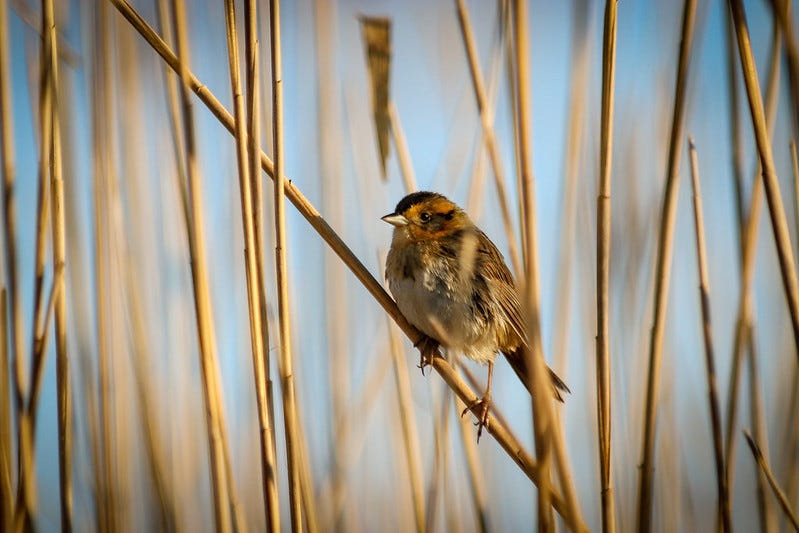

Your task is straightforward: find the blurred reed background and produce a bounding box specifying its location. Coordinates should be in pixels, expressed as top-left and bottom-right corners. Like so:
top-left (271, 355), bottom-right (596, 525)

top-left (0, 0), bottom-right (797, 531)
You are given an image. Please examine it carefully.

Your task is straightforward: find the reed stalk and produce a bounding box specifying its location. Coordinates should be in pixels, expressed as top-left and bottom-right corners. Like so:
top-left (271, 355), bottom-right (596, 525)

top-left (0, 2), bottom-right (20, 526)
top-left (42, 0), bottom-right (72, 528)
top-left (729, 0), bottom-right (799, 366)
top-left (455, 0), bottom-right (522, 278)
top-left (746, 331), bottom-right (777, 531)
top-left (552, 0), bottom-right (589, 377)
top-left (387, 310), bottom-right (425, 533)
top-left (269, 0), bottom-right (303, 530)
top-left (596, 2), bottom-right (617, 532)
top-left (388, 103), bottom-right (418, 193)
top-left (687, 138), bottom-right (731, 532)
top-left (171, 0), bottom-right (233, 529)
top-left (743, 430), bottom-right (799, 529)
top-left (723, 12), bottom-right (782, 505)
top-left (636, 1), bottom-right (697, 530)
top-left (222, 1), bottom-right (281, 528)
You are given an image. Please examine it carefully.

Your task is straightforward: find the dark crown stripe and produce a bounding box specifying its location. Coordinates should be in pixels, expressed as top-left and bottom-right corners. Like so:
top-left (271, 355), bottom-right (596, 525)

top-left (394, 191), bottom-right (444, 214)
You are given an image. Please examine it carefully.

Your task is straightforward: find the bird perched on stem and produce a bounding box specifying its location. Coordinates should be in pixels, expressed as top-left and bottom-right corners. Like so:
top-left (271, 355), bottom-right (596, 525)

top-left (382, 191), bottom-right (569, 440)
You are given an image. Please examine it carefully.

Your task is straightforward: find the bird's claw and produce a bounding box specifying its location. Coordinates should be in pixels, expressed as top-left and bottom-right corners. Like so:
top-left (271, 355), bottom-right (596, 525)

top-left (461, 395), bottom-right (491, 442)
top-left (413, 336), bottom-right (439, 376)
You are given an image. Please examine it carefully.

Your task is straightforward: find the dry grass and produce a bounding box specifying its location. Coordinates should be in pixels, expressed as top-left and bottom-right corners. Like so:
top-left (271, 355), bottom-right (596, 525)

top-left (0, 1), bottom-right (796, 531)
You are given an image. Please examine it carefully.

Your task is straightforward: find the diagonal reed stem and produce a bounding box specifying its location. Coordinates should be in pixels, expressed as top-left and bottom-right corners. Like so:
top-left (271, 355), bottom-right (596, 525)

top-left (723, 9), bottom-right (782, 516)
top-left (729, 0), bottom-right (799, 369)
top-left (455, 0), bottom-right (522, 278)
top-left (636, 1), bottom-right (697, 530)
top-left (743, 430), bottom-right (799, 529)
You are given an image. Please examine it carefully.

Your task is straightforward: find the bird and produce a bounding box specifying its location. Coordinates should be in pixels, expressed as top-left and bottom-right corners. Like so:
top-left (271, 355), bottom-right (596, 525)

top-left (382, 191), bottom-right (569, 440)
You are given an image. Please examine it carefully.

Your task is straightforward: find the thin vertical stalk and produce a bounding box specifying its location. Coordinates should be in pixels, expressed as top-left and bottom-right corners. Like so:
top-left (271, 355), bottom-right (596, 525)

top-left (387, 317), bottom-right (425, 533)
top-left (769, 0), bottom-right (799, 134)
top-left (725, 0), bottom-right (746, 233)
top-left (0, 0), bottom-right (19, 525)
top-left (172, 0), bottom-right (232, 530)
top-left (455, 0), bottom-right (522, 278)
top-left (43, 0), bottom-right (72, 527)
top-left (743, 430), bottom-right (799, 529)
top-left (223, 1), bottom-right (280, 528)
top-left (89, 5), bottom-right (116, 529)
top-left (729, 0), bottom-right (799, 366)
top-left (792, 141), bottom-right (799, 245)
top-left (724, 15), bottom-right (782, 504)
top-left (552, 0), bottom-right (589, 376)
top-left (636, 1), bottom-right (697, 530)
top-left (746, 330), bottom-right (777, 532)
top-left (687, 138), bottom-right (731, 532)
top-left (243, 4), bottom-right (281, 522)
top-left (596, 2), bottom-right (617, 532)
top-left (454, 396), bottom-right (488, 533)
top-left (512, 0), bottom-right (555, 529)
top-left (388, 102), bottom-right (417, 193)
top-left (269, 0), bottom-right (303, 530)
top-left (0, 291), bottom-right (9, 530)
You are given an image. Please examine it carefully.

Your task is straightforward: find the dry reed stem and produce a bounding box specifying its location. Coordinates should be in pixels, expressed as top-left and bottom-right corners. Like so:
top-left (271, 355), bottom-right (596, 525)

top-left (792, 141), bottom-right (799, 243)
top-left (512, 0), bottom-right (556, 528)
top-left (42, 0), bottom-right (72, 527)
top-left (244, 4), bottom-right (280, 513)
top-left (90, 6), bottom-right (117, 529)
top-left (0, 3), bottom-right (21, 527)
top-left (123, 268), bottom-right (176, 531)
top-left (222, 1), bottom-right (281, 528)
top-left (770, 0), bottom-right (799, 133)
top-left (746, 331), bottom-right (777, 531)
top-left (316, 4), bottom-right (350, 529)
top-left (455, 0), bottom-right (522, 279)
top-left (388, 102), bottom-right (417, 193)
top-left (269, 0), bottom-right (303, 530)
top-left (724, 15), bottom-right (782, 505)
top-left (171, 0), bottom-right (233, 529)
top-left (16, 1), bottom-right (57, 521)
top-left (387, 313), bottom-right (425, 533)
top-left (465, 29), bottom-right (502, 220)
top-left (27, 267), bottom-right (61, 424)
top-left (725, 0), bottom-right (746, 232)
top-left (687, 138), bottom-right (731, 532)
top-left (454, 395), bottom-right (488, 533)
top-left (0, 290), bottom-right (8, 530)
top-left (106, 3), bottom-right (585, 527)
top-left (730, 0), bottom-right (799, 368)
top-left (552, 0), bottom-right (589, 377)
top-left (596, 2), bottom-right (617, 532)
top-left (636, 1), bottom-right (697, 530)
top-left (744, 430), bottom-right (799, 529)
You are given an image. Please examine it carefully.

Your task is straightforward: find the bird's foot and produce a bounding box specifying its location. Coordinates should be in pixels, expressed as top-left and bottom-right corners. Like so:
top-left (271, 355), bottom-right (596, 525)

top-left (461, 394), bottom-right (491, 442)
top-left (413, 335), bottom-right (439, 375)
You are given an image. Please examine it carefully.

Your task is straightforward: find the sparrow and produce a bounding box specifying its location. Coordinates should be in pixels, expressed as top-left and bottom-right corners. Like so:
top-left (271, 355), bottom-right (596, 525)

top-left (382, 191), bottom-right (569, 439)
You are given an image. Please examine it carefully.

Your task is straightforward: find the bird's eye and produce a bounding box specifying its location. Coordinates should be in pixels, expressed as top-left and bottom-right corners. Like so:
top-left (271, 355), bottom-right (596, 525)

top-left (419, 212), bottom-right (431, 223)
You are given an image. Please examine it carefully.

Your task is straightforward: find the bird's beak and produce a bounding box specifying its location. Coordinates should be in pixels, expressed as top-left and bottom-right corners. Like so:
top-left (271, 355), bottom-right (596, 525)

top-left (381, 213), bottom-right (409, 227)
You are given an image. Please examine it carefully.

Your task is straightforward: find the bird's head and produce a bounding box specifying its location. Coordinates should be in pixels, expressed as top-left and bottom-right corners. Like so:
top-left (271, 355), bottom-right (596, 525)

top-left (381, 191), bottom-right (471, 242)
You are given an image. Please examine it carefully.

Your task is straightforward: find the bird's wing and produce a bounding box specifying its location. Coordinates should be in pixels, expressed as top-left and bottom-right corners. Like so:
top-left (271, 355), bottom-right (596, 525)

top-left (474, 230), bottom-right (529, 346)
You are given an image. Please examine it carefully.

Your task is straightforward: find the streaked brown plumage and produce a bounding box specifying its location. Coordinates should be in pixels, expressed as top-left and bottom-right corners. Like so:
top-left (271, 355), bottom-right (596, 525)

top-left (382, 191), bottom-right (569, 439)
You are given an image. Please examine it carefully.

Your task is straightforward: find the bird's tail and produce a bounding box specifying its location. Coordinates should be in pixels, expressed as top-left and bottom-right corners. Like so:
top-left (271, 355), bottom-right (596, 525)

top-left (503, 346), bottom-right (570, 402)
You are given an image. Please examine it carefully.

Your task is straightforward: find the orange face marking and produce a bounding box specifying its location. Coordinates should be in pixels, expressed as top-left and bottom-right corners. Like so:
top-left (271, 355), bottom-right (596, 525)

top-left (401, 198), bottom-right (469, 241)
